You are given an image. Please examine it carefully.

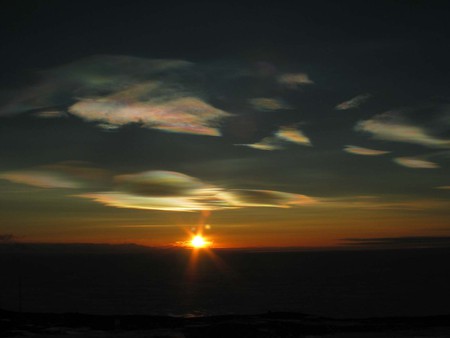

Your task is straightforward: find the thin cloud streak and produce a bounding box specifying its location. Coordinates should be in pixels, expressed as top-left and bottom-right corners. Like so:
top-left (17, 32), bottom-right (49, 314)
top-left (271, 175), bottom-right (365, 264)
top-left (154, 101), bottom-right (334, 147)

top-left (78, 170), bottom-right (318, 212)
top-left (356, 113), bottom-right (450, 148)
top-left (0, 162), bottom-right (109, 189)
top-left (343, 145), bottom-right (390, 156)
top-left (277, 73), bottom-right (314, 88)
top-left (249, 98), bottom-right (289, 112)
top-left (393, 157), bottom-right (440, 169)
top-left (336, 93), bottom-right (371, 110)
top-left (69, 96), bottom-right (231, 136)
top-left (238, 125), bottom-right (311, 151)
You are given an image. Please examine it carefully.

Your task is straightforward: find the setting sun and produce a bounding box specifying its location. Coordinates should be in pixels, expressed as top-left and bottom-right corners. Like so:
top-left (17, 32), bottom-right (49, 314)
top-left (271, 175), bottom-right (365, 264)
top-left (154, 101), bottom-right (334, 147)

top-left (190, 235), bottom-right (209, 248)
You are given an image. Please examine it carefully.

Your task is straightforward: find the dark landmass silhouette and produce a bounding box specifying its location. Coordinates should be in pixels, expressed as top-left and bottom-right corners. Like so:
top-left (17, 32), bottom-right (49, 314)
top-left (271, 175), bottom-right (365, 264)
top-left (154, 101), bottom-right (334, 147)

top-left (1, 309), bottom-right (450, 337)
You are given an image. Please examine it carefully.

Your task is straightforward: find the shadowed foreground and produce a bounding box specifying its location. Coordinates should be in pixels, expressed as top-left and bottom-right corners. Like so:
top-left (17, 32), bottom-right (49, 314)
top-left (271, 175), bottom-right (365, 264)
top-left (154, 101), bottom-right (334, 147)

top-left (1, 309), bottom-right (450, 337)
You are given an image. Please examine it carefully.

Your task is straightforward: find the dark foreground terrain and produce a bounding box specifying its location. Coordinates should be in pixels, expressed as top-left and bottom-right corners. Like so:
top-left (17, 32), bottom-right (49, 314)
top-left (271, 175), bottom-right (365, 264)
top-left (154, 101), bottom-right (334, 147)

top-left (1, 309), bottom-right (450, 338)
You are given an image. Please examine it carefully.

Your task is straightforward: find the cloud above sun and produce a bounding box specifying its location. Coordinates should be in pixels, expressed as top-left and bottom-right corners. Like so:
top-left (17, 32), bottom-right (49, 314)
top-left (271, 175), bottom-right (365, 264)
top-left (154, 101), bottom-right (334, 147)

top-left (79, 170), bottom-right (317, 212)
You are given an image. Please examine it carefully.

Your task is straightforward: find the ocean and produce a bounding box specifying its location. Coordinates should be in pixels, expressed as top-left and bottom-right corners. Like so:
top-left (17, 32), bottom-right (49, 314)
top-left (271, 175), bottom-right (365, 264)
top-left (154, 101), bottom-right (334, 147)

top-left (1, 247), bottom-right (449, 318)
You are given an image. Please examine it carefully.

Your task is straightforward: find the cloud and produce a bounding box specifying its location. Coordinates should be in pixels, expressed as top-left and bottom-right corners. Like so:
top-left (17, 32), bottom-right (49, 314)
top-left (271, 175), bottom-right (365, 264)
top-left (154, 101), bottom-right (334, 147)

top-left (343, 145), bottom-right (390, 156)
top-left (356, 112), bottom-right (450, 148)
top-left (278, 73), bottom-right (314, 88)
top-left (1, 55), bottom-right (192, 116)
top-left (436, 186), bottom-right (450, 190)
top-left (249, 98), bottom-right (289, 112)
top-left (78, 170), bottom-right (317, 212)
top-left (319, 195), bottom-right (450, 211)
top-left (275, 126), bottom-right (312, 146)
top-left (35, 110), bottom-right (67, 118)
top-left (393, 157), bottom-right (439, 169)
top-left (335, 93), bottom-right (371, 110)
top-left (342, 236), bottom-right (450, 249)
top-left (1, 55), bottom-right (232, 137)
top-left (0, 162), bottom-right (108, 188)
top-left (69, 96), bottom-right (231, 136)
top-left (238, 126), bottom-right (311, 151)
top-left (228, 189), bottom-right (316, 208)
top-left (236, 137), bottom-right (284, 151)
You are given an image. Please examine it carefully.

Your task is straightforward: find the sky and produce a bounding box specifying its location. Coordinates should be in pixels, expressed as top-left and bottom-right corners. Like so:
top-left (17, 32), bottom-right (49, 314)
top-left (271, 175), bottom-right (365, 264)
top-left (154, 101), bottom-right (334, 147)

top-left (1, 1), bottom-right (450, 248)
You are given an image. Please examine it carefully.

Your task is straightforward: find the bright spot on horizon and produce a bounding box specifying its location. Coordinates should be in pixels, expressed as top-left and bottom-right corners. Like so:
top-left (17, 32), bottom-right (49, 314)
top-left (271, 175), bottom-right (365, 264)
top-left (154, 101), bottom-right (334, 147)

top-left (190, 235), bottom-right (209, 248)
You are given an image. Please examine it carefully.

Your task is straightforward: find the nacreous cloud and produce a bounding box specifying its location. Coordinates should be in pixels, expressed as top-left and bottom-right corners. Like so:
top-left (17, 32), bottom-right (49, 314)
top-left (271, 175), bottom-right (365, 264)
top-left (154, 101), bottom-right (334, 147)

top-left (0, 162), bottom-right (108, 189)
top-left (344, 145), bottom-right (390, 156)
top-left (336, 93), bottom-right (371, 110)
top-left (249, 98), bottom-right (289, 112)
top-left (1, 55), bottom-right (231, 137)
top-left (239, 125), bottom-right (311, 150)
top-left (78, 170), bottom-right (317, 211)
top-left (275, 126), bottom-right (312, 146)
top-left (69, 96), bottom-right (230, 136)
top-left (393, 157), bottom-right (439, 169)
top-left (278, 73), bottom-right (314, 88)
top-left (356, 113), bottom-right (450, 148)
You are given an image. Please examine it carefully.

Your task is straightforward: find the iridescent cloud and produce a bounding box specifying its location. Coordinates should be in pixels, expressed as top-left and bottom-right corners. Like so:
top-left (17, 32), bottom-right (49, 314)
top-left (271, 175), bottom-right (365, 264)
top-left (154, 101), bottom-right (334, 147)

top-left (0, 162), bottom-right (108, 189)
top-left (278, 73), bottom-right (314, 87)
top-left (0, 55), bottom-right (192, 116)
top-left (356, 113), bottom-right (450, 148)
top-left (79, 170), bottom-right (317, 211)
top-left (343, 145), bottom-right (390, 156)
top-left (275, 126), bottom-right (312, 146)
top-left (236, 137), bottom-right (284, 151)
top-left (249, 98), bottom-right (289, 112)
top-left (228, 189), bottom-right (316, 208)
top-left (0, 170), bottom-right (81, 188)
top-left (335, 93), bottom-right (371, 110)
top-left (393, 157), bottom-right (440, 169)
top-left (69, 96), bottom-right (231, 136)
top-left (239, 125), bottom-right (312, 150)
top-left (1, 55), bottom-right (232, 137)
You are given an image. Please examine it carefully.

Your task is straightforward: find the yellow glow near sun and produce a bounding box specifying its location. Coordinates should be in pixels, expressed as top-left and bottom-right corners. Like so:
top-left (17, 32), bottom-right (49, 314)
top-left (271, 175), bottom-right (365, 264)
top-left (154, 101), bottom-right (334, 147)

top-left (191, 235), bottom-right (208, 248)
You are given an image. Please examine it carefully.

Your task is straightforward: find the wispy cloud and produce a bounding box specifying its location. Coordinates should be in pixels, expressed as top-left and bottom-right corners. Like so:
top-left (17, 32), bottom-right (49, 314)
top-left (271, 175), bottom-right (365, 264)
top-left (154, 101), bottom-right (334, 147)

top-left (236, 137), bottom-right (283, 151)
top-left (393, 157), bottom-right (439, 169)
top-left (69, 96), bottom-right (231, 136)
top-left (343, 145), bottom-right (390, 156)
top-left (356, 112), bottom-right (450, 148)
top-left (275, 126), bottom-right (312, 146)
top-left (342, 236), bottom-right (450, 249)
top-left (249, 98), bottom-right (289, 112)
top-left (335, 93), bottom-right (371, 110)
top-left (0, 162), bottom-right (108, 189)
top-left (1, 55), bottom-right (232, 137)
top-left (277, 73), bottom-right (314, 88)
top-left (436, 186), bottom-right (450, 190)
top-left (79, 170), bottom-right (317, 212)
top-left (319, 195), bottom-right (450, 211)
top-left (238, 125), bottom-right (312, 150)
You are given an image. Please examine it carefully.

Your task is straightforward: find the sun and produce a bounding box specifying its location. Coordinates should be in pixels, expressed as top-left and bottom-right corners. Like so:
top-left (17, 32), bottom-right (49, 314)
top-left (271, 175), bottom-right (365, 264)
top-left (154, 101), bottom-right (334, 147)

top-left (190, 235), bottom-right (209, 248)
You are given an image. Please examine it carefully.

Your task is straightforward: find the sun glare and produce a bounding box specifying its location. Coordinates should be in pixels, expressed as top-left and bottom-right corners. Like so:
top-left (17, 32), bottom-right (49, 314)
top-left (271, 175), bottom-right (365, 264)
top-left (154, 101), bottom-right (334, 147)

top-left (190, 235), bottom-right (208, 248)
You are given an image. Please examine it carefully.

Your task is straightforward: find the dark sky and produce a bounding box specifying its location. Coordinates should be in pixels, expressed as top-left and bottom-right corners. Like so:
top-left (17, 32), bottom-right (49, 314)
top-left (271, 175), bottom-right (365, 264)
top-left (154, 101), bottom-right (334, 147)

top-left (1, 0), bottom-right (449, 248)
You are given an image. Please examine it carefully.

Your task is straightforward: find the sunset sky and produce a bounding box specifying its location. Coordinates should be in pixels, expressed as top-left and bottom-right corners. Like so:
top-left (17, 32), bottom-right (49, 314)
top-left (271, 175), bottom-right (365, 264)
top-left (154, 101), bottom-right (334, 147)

top-left (1, 1), bottom-right (449, 248)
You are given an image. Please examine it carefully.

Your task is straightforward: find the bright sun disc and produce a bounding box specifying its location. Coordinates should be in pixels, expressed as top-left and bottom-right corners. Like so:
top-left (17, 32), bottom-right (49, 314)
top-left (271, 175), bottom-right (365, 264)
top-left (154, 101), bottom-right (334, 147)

top-left (191, 235), bottom-right (207, 248)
